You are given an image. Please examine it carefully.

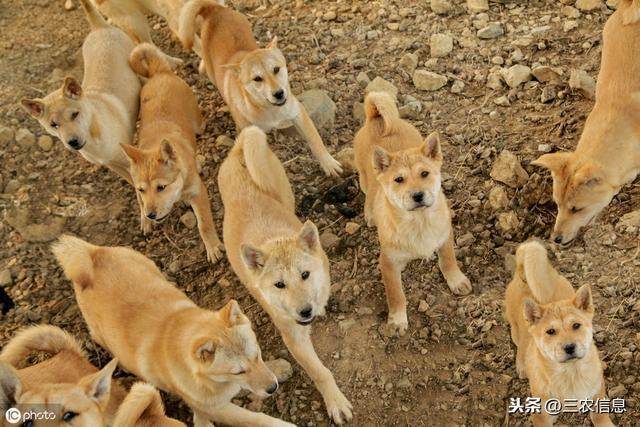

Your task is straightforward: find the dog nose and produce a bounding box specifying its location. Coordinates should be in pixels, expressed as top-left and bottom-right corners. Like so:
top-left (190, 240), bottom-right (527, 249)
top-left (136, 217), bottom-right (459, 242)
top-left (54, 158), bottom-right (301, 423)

top-left (299, 305), bottom-right (313, 319)
top-left (68, 138), bottom-right (81, 149)
top-left (147, 212), bottom-right (157, 220)
top-left (564, 343), bottom-right (576, 355)
top-left (554, 235), bottom-right (563, 244)
top-left (412, 192), bottom-right (424, 203)
top-left (273, 89), bottom-right (284, 100)
top-left (266, 382), bottom-right (278, 395)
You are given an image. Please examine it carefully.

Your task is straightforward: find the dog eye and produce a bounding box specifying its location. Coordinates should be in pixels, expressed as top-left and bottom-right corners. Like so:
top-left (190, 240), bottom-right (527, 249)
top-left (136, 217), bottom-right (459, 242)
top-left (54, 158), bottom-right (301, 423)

top-left (51, 121), bottom-right (59, 129)
top-left (301, 271), bottom-right (310, 280)
top-left (253, 76), bottom-right (263, 82)
top-left (572, 323), bottom-right (581, 330)
top-left (394, 176), bottom-right (404, 183)
top-left (71, 111), bottom-right (79, 120)
top-left (546, 328), bottom-right (556, 336)
top-left (63, 411), bottom-right (78, 422)
top-left (273, 66), bottom-right (280, 74)
top-left (274, 281), bottom-right (285, 289)
top-left (138, 188), bottom-right (145, 193)
top-left (570, 206), bottom-right (583, 214)
top-left (157, 185), bottom-right (166, 192)
top-left (421, 171), bottom-right (429, 178)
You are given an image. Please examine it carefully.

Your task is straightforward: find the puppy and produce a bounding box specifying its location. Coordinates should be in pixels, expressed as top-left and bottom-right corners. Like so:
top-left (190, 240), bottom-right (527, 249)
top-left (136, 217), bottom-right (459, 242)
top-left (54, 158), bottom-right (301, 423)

top-left (113, 382), bottom-right (184, 427)
top-left (179, 0), bottom-right (342, 177)
top-left (532, 0), bottom-right (640, 244)
top-left (122, 43), bottom-right (223, 262)
top-left (20, 0), bottom-right (140, 183)
top-left (219, 126), bottom-right (353, 424)
top-left (354, 92), bottom-right (472, 336)
top-left (505, 240), bottom-right (614, 426)
top-left (52, 235), bottom-right (293, 427)
top-left (0, 325), bottom-right (124, 427)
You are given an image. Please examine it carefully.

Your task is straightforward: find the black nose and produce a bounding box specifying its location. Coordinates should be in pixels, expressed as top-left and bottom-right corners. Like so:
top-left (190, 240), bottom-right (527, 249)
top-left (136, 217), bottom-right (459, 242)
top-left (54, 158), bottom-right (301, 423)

top-left (273, 89), bottom-right (284, 100)
top-left (266, 382), bottom-right (278, 395)
top-left (564, 343), bottom-right (576, 355)
top-left (147, 212), bottom-right (157, 220)
top-left (68, 138), bottom-right (81, 149)
top-left (299, 305), bottom-right (313, 319)
top-left (412, 192), bottom-right (424, 203)
top-left (554, 236), bottom-right (563, 244)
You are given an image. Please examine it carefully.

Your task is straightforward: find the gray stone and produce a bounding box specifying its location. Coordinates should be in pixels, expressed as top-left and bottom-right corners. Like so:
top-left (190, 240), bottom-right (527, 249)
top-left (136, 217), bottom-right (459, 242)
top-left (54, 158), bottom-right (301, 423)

top-left (569, 69), bottom-right (596, 100)
top-left (353, 102), bottom-right (365, 124)
top-left (501, 64), bottom-right (532, 88)
top-left (531, 66), bottom-right (563, 83)
top-left (413, 70), bottom-right (448, 91)
top-left (489, 186), bottom-right (509, 210)
top-left (451, 80), bottom-right (465, 94)
top-left (320, 231), bottom-right (340, 250)
top-left (4, 208), bottom-right (65, 242)
top-left (498, 211), bottom-right (519, 231)
top-left (38, 135), bottom-right (53, 151)
top-left (467, 0), bottom-right (489, 12)
top-left (4, 179), bottom-right (20, 194)
top-left (477, 23), bottom-right (504, 39)
top-left (431, 0), bottom-right (453, 14)
top-left (365, 77), bottom-right (399, 100)
top-left (0, 126), bottom-right (14, 146)
top-left (180, 211), bottom-right (197, 229)
top-left (576, 0), bottom-right (603, 11)
top-left (356, 71), bottom-right (371, 87)
top-left (399, 53), bottom-right (419, 73)
top-left (15, 128), bottom-right (36, 149)
top-left (298, 89), bottom-right (336, 130)
top-left (430, 33), bottom-right (454, 58)
top-left (562, 5), bottom-right (581, 18)
top-left (619, 210), bottom-right (640, 228)
top-left (490, 150), bottom-right (529, 188)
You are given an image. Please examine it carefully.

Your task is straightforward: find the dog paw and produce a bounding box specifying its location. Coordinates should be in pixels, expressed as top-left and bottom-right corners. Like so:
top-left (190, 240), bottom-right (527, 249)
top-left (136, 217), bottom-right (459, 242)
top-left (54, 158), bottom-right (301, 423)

top-left (323, 389), bottom-right (353, 425)
top-left (321, 157), bottom-right (343, 177)
top-left (205, 241), bottom-right (225, 263)
top-left (141, 218), bottom-right (153, 235)
top-left (446, 271), bottom-right (472, 296)
top-left (384, 311), bottom-right (408, 337)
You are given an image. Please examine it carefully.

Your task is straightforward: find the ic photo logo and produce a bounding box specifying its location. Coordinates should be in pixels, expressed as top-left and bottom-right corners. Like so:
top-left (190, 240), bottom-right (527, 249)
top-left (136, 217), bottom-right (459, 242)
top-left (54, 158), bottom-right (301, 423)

top-left (4, 407), bottom-right (57, 424)
top-left (4, 408), bottom-right (21, 424)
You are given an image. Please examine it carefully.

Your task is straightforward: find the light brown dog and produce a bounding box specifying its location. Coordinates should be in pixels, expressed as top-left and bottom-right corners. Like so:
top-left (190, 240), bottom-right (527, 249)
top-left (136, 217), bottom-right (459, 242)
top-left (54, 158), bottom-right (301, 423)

top-left (505, 240), bottom-right (614, 426)
top-left (20, 0), bottom-right (140, 183)
top-left (532, 0), bottom-right (640, 244)
top-left (179, 0), bottom-right (342, 177)
top-left (113, 382), bottom-right (184, 427)
top-left (219, 126), bottom-right (353, 424)
top-left (122, 43), bottom-right (223, 262)
top-left (354, 92), bottom-right (472, 336)
top-left (0, 325), bottom-right (124, 427)
top-left (52, 235), bottom-right (293, 427)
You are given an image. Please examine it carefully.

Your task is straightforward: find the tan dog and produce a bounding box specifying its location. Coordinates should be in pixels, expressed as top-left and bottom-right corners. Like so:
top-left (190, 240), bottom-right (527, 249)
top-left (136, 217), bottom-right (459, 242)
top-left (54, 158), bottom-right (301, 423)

top-left (505, 240), bottom-right (614, 426)
top-left (122, 43), bottom-right (223, 262)
top-left (52, 235), bottom-right (293, 427)
top-left (532, 0), bottom-right (640, 244)
top-left (354, 92), bottom-right (472, 336)
top-left (20, 0), bottom-right (140, 183)
top-left (179, 0), bottom-right (342, 177)
top-left (219, 126), bottom-right (353, 424)
top-left (0, 325), bottom-right (123, 427)
top-left (113, 383), bottom-right (184, 427)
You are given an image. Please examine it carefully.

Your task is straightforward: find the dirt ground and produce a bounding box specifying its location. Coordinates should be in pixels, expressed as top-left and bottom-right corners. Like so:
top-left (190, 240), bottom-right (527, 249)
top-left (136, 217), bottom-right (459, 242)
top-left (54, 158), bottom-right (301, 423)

top-left (1, 0), bottom-right (639, 426)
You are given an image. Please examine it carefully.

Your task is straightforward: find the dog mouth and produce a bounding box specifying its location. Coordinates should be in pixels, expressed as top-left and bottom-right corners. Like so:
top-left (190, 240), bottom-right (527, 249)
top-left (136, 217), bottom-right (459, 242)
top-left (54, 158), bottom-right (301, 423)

top-left (296, 316), bottom-right (316, 326)
top-left (269, 98), bottom-right (287, 107)
top-left (409, 202), bottom-right (432, 211)
top-left (561, 354), bottom-right (582, 363)
top-left (152, 213), bottom-right (170, 223)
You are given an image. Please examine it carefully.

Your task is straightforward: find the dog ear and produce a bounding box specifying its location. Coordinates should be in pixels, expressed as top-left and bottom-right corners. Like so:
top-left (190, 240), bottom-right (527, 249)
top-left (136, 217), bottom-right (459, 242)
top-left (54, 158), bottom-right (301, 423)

top-left (192, 338), bottom-right (216, 363)
top-left (531, 152), bottom-right (572, 172)
top-left (220, 299), bottom-right (247, 326)
top-left (372, 146), bottom-right (391, 173)
top-left (266, 36), bottom-right (278, 49)
top-left (121, 144), bottom-right (145, 164)
top-left (222, 63), bottom-right (240, 77)
top-left (573, 284), bottom-right (594, 313)
top-left (0, 361), bottom-right (21, 411)
top-left (20, 99), bottom-right (45, 118)
top-left (574, 162), bottom-right (603, 189)
top-left (160, 140), bottom-right (176, 164)
top-left (298, 221), bottom-right (319, 251)
top-left (421, 132), bottom-right (442, 161)
top-left (241, 244), bottom-right (265, 272)
top-left (63, 76), bottom-right (83, 99)
top-left (523, 299), bottom-right (543, 324)
top-left (81, 358), bottom-right (117, 406)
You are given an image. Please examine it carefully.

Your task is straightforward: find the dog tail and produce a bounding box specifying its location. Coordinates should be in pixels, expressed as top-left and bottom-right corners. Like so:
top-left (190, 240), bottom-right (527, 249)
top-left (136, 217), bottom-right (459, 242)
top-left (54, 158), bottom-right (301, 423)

top-left (515, 240), bottom-right (558, 305)
top-left (364, 91), bottom-right (399, 136)
top-left (0, 325), bottom-right (86, 367)
top-left (51, 235), bottom-right (97, 291)
top-left (234, 126), bottom-right (295, 212)
top-left (129, 43), bottom-right (172, 78)
top-left (114, 383), bottom-right (172, 427)
top-left (179, 0), bottom-right (220, 50)
top-left (79, 0), bottom-right (109, 30)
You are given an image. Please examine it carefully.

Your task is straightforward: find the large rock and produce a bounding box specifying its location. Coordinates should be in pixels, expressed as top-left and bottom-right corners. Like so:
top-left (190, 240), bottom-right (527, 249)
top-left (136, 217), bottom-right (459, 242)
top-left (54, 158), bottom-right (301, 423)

top-left (399, 53), bottom-right (419, 73)
top-left (430, 33), bottom-right (454, 58)
top-left (619, 209), bottom-right (640, 228)
top-left (490, 150), bottom-right (529, 188)
top-left (501, 65), bottom-right (532, 88)
top-left (467, 0), bottom-right (489, 12)
top-left (489, 186), bottom-right (509, 210)
top-left (4, 208), bottom-right (65, 243)
top-left (298, 89), bottom-right (336, 130)
top-left (365, 77), bottom-right (399, 100)
top-left (477, 23), bottom-right (504, 39)
top-left (569, 70), bottom-right (596, 100)
top-left (576, 0), bottom-right (603, 11)
top-left (0, 126), bottom-right (14, 146)
top-left (413, 70), bottom-right (448, 91)
top-left (498, 211), bottom-right (519, 232)
top-left (15, 128), bottom-right (35, 149)
top-left (431, 0), bottom-right (453, 14)
top-left (531, 65), bottom-right (563, 83)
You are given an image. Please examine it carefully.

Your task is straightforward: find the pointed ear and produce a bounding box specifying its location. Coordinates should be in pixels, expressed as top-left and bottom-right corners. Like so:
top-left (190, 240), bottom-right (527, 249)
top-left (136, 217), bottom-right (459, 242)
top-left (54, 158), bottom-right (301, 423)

top-left (298, 220), bottom-right (319, 251)
top-left (220, 299), bottom-right (247, 326)
top-left (421, 132), bottom-right (442, 161)
top-left (573, 284), bottom-right (594, 313)
top-left (241, 244), bottom-right (265, 272)
top-left (63, 76), bottom-right (82, 99)
top-left (159, 140), bottom-right (176, 163)
top-left (574, 163), bottom-right (603, 188)
top-left (523, 299), bottom-right (543, 324)
top-left (531, 152), bottom-right (573, 171)
top-left (20, 98), bottom-right (45, 118)
top-left (81, 358), bottom-right (117, 406)
top-left (373, 146), bottom-right (391, 173)
top-left (0, 361), bottom-right (21, 411)
top-left (121, 144), bottom-right (145, 164)
top-left (266, 36), bottom-right (278, 49)
top-left (222, 63), bottom-right (241, 76)
top-left (192, 338), bottom-right (216, 363)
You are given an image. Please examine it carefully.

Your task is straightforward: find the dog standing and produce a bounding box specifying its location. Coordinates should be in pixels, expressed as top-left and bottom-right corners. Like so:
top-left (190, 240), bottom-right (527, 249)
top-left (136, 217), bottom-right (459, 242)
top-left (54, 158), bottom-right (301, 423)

top-left (505, 240), bottom-right (614, 426)
top-left (122, 43), bottom-right (223, 262)
top-left (21, 0), bottom-right (140, 183)
top-left (0, 325), bottom-right (124, 427)
top-left (113, 382), bottom-right (185, 427)
top-left (52, 235), bottom-right (293, 427)
top-left (219, 126), bottom-right (353, 424)
top-left (179, 0), bottom-right (342, 177)
top-left (354, 92), bottom-right (471, 336)
top-left (532, 0), bottom-right (640, 244)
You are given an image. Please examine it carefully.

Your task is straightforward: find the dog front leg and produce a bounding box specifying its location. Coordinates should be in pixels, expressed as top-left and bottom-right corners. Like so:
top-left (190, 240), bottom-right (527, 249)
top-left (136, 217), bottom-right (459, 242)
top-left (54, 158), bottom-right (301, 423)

top-left (292, 104), bottom-right (342, 177)
top-left (280, 326), bottom-right (353, 425)
top-left (203, 403), bottom-right (295, 427)
top-left (436, 228), bottom-right (472, 295)
top-left (135, 191), bottom-right (153, 235)
top-left (190, 180), bottom-right (224, 263)
top-left (590, 383), bottom-right (616, 427)
top-left (379, 249), bottom-right (408, 336)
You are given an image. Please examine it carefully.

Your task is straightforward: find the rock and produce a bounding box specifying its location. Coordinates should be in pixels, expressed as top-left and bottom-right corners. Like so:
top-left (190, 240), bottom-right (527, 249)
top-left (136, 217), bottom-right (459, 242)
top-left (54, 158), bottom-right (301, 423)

top-left (486, 72), bottom-right (504, 90)
top-left (38, 135), bottom-right (53, 151)
top-left (397, 378), bottom-right (412, 389)
top-left (15, 128), bottom-right (36, 149)
top-left (322, 11), bottom-right (337, 21)
top-left (490, 150), bottom-right (529, 188)
top-left (608, 384), bottom-right (628, 398)
top-left (494, 95), bottom-right (510, 106)
top-left (413, 70), bottom-right (448, 91)
top-left (0, 270), bottom-right (12, 287)
top-left (531, 66), bottom-right (563, 83)
top-left (498, 211), bottom-right (519, 232)
top-left (569, 70), bottom-right (596, 100)
top-left (541, 86), bottom-right (556, 103)
top-left (489, 186), bottom-right (509, 210)
top-left (576, 0), bottom-right (603, 11)
top-left (353, 102), bottom-right (365, 124)
top-left (64, 0), bottom-right (75, 11)
top-left (215, 135), bottom-right (234, 148)
top-left (356, 71), bottom-right (371, 87)
top-left (265, 359), bottom-right (293, 383)
top-left (298, 89), bottom-right (336, 130)
top-left (4, 179), bottom-right (20, 194)
top-left (365, 77), bottom-right (398, 100)
top-left (451, 80), bottom-right (465, 94)
top-left (399, 100), bottom-right (422, 119)
top-left (4, 208), bottom-right (65, 243)
top-left (399, 53), bottom-right (419, 73)
top-left (320, 231), bottom-right (340, 250)
top-left (430, 33), bottom-right (454, 58)
top-left (345, 222), bottom-right (360, 235)
top-left (564, 20), bottom-right (579, 32)
top-left (619, 210), bottom-right (640, 228)
top-left (338, 319), bottom-right (356, 334)
top-left (0, 126), bottom-right (14, 146)
top-left (431, 0), bottom-right (453, 14)
top-left (501, 65), bottom-right (532, 88)
top-left (418, 300), bottom-right (429, 313)
top-left (467, 0), bottom-right (489, 12)
top-left (457, 232), bottom-right (476, 247)
top-left (477, 23), bottom-right (504, 39)
top-left (562, 5), bottom-right (581, 18)
top-left (180, 211), bottom-right (197, 229)
top-left (335, 147), bottom-right (356, 173)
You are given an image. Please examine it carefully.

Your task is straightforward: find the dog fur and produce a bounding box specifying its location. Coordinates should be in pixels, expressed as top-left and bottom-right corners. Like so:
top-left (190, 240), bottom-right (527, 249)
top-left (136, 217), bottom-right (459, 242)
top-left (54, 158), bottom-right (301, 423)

top-left (532, 0), bottom-right (640, 244)
top-left (354, 92), bottom-right (472, 336)
top-left (122, 43), bottom-right (223, 262)
top-left (113, 382), bottom-right (184, 427)
top-left (179, 0), bottom-right (342, 177)
top-left (52, 235), bottom-right (293, 427)
top-left (505, 240), bottom-right (614, 426)
top-left (0, 325), bottom-right (124, 427)
top-left (20, 0), bottom-right (140, 183)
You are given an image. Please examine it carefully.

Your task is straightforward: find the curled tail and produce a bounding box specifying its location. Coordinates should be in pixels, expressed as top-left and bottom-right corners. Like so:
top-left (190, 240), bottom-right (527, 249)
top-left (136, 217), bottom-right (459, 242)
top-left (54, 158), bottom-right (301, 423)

top-left (79, 0), bottom-right (109, 30)
top-left (364, 91), bottom-right (399, 136)
top-left (515, 240), bottom-right (558, 305)
top-left (234, 126), bottom-right (295, 212)
top-left (0, 325), bottom-right (85, 367)
top-left (129, 43), bottom-right (172, 78)
top-left (113, 383), bottom-right (177, 427)
top-left (51, 235), bottom-right (97, 291)
top-left (179, 0), bottom-right (221, 49)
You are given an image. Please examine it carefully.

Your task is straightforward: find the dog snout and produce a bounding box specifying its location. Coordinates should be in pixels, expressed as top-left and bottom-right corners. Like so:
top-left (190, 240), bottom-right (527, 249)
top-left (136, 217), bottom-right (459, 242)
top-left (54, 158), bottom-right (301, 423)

top-left (299, 305), bottom-right (313, 319)
top-left (564, 343), bottom-right (576, 355)
top-left (266, 382), bottom-right (278, 395)
top-left (412, 192), bottom-right (424, 203)
top-left (147, 211), bottom-right (157, 220)
top-left (68, 137), bottom-right (82, 150)
top-left (273, 89), bottom-right (285, 100)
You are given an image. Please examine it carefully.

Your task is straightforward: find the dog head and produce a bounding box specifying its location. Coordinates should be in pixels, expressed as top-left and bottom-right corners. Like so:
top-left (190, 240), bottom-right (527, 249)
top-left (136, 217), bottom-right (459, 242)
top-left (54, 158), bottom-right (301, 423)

top-left (532, 153), bottom-right (615, 244)
top-left (0, 359), bottom-right (117, 427)
top-left (121, 141), bottom-right (184, 222)
top-left (224, 37), bottom-right (289, 107)
top-left (21, 77), bottom-right (93, 152)
top-left (114, 383), bottom-right (184, 427)
top-left (240, 221), bottom-right (330, 326)
top-left (373, 132), bottom-right (443, 212)
top-left (192, 300), bottom-right (278, 398)
top-left (524, 285), bottom-right (595, 364)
